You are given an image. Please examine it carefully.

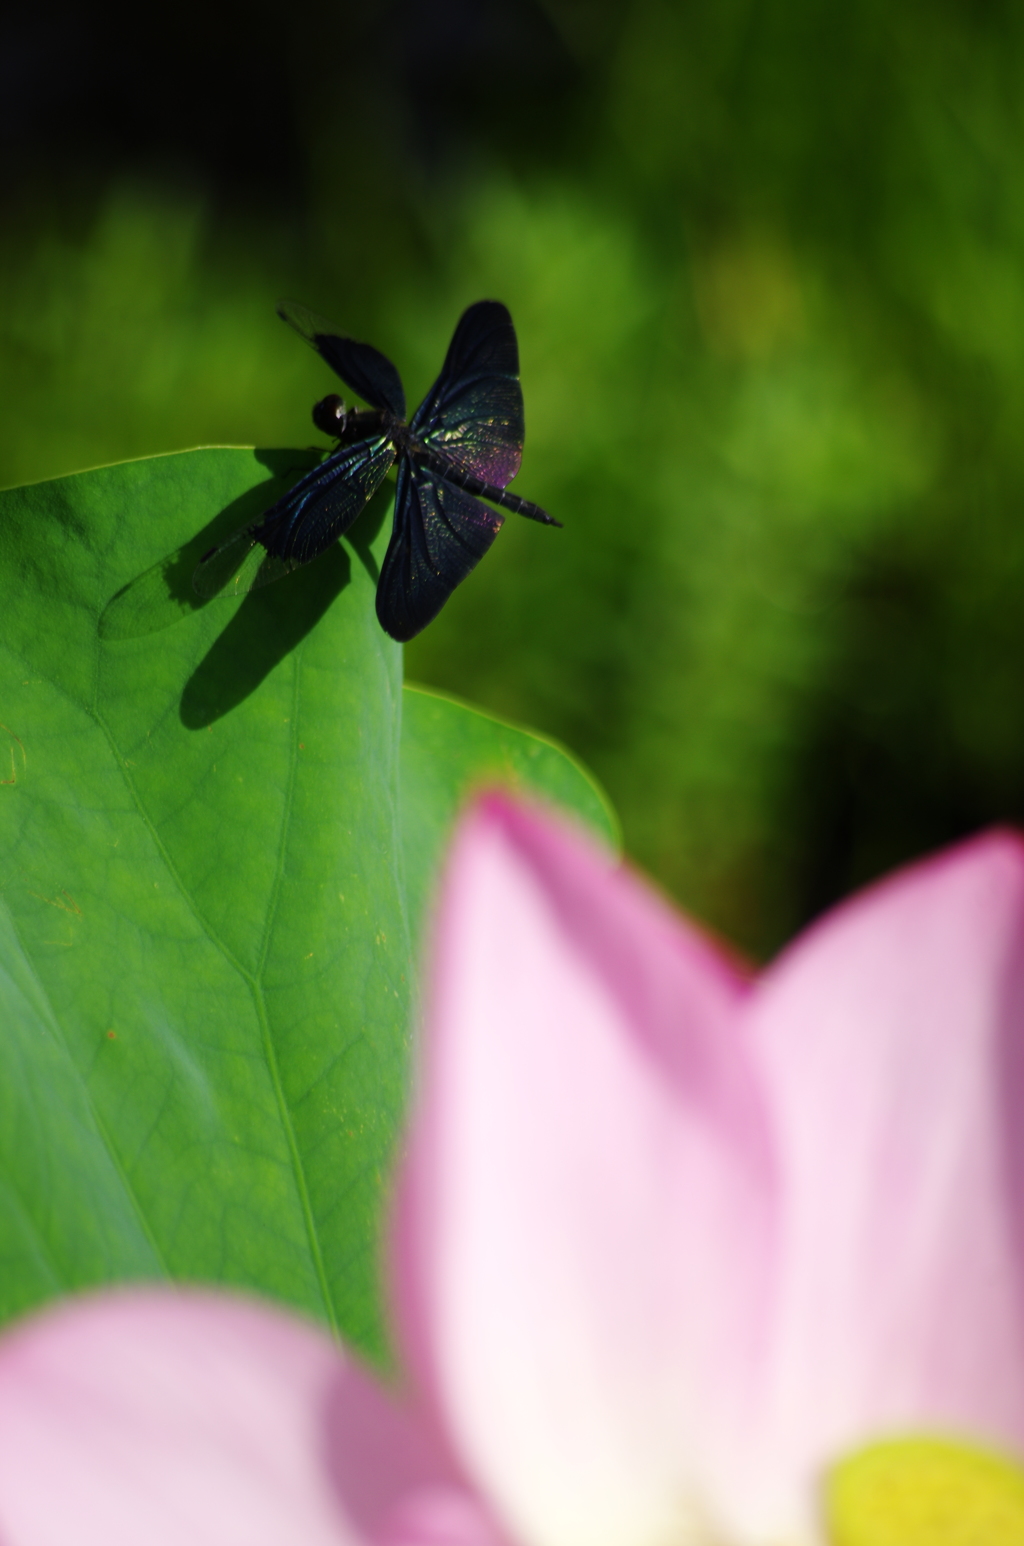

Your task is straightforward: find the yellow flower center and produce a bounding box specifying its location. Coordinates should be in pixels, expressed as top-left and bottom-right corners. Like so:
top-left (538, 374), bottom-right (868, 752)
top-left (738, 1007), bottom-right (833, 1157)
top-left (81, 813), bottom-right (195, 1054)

top-left (826, 1435), bottom-right (1024, 1546)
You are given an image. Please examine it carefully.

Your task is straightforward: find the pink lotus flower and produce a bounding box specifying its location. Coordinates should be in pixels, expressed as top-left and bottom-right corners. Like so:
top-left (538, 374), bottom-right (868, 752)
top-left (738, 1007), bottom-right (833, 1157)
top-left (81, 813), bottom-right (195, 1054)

top-left (1, 795), bottom-right (1024, 1545)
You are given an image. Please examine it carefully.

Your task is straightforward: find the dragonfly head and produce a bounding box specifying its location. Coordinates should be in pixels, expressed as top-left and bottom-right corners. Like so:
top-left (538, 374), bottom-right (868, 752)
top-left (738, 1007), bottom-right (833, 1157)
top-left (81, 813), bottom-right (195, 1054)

top-left (312, 393), bottom-right (349, 438)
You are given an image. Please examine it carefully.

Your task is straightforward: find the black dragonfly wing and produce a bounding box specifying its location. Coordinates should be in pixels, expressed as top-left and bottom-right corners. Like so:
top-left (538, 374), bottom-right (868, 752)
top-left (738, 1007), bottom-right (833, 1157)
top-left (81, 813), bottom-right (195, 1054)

top-left (376, 458), bottom-right (504, 642)
top-left (410, 300), bottom-right (524, 488)
top-left (277, 300), bottom-right (406, 418)
top-left (193, 437), bottom-right (395, 599)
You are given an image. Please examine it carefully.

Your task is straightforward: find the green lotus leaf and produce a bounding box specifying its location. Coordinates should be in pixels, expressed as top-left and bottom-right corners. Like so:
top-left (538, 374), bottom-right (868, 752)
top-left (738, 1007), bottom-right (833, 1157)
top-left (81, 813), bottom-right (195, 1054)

top-left (0, 449), bottom-right (615, 1358)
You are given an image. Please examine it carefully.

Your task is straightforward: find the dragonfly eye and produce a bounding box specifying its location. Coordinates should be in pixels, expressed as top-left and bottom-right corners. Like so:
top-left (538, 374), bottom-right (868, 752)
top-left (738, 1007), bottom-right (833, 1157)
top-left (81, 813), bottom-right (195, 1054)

top-left (312, 394), bottom-right (349, 436)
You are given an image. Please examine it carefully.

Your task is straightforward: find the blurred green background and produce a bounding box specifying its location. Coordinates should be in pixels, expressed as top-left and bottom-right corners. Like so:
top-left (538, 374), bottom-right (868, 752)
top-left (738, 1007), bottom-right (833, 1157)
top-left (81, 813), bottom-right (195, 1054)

top-left (4, 0), bottom-right (1024, 957)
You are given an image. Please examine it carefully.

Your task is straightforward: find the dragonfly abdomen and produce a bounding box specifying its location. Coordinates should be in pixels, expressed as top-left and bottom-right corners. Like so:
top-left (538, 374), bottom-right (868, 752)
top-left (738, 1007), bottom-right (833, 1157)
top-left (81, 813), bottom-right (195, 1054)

top-left (416, 449), bottom-right (561, 527)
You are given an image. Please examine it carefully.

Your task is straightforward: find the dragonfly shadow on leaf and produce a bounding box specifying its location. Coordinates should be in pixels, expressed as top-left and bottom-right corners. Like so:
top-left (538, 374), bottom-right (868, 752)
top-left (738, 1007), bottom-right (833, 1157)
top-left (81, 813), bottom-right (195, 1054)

top-left (179, 541), bottom-right (349, 729)
top-left (99, 449), bottom-right (325, 643)
top-left (179, 487), bottom-right (392, 730)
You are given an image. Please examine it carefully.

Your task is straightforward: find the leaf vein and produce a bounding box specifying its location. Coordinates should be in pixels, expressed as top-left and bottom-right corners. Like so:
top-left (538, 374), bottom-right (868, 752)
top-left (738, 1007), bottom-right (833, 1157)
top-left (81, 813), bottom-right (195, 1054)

top-left (250, 646), bottom-right (340, 1336)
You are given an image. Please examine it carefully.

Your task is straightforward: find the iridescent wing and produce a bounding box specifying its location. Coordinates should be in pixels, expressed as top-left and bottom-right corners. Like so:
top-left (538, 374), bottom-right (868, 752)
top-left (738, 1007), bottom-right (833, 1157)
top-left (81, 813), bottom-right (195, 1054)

top-left (277, 300), bottom-right (406, 418)
top-left (375, 458), bottom-right (504, 641)
top-left (409, 300), bottom-right (524, 487)
top-left (193, 437), bottom-right (396, 599)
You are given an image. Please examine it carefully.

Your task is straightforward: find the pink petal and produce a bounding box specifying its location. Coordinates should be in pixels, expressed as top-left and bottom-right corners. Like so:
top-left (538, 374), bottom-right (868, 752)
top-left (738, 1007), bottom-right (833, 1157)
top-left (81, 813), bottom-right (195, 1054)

top-left (741, 830), bottom-right (1024, 1535)
top-left (0, 1288), bottom-right (488, 1546)
top-left (394, 795), bottom-right (776, 1546)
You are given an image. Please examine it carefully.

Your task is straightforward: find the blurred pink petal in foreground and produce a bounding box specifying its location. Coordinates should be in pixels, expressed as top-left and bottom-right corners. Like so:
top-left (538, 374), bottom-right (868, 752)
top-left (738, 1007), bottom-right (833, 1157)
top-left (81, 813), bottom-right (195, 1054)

top-left (2, 796), bottom-right (1024, 1545)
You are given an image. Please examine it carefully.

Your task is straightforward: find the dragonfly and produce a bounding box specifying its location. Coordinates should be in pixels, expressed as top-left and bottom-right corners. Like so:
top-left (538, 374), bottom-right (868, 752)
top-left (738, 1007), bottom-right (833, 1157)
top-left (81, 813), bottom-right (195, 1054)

top-left (193, 299), bottom-right (559, 641)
